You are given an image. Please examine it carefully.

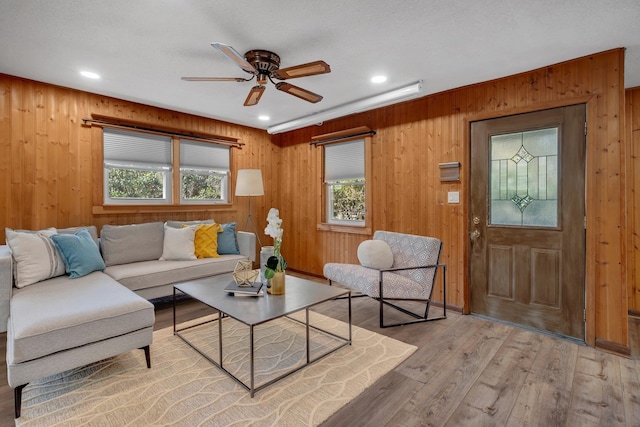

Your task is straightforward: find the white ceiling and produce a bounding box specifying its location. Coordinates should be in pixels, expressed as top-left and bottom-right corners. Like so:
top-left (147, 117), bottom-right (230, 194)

top-left (1, 0), bottom-right (639, 131)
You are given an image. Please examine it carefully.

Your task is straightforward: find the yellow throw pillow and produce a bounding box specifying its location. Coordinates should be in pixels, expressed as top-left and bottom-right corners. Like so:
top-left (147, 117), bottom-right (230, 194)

top-left (184, 223), bottom-right (223, 258)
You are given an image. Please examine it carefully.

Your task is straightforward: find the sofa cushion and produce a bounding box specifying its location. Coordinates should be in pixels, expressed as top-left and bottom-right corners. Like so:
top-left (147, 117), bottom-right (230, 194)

top-left (57, 225), bottom-right (100, 248)
top-left (51, 228), bottom-right (106, 278)
top-left (5, 228), bottom-right (66, 288)
top-left (104, 255), bottom-right (246, 292)
top-left (100, 222), bottom-right (164, 266)
top-left (8, 272), bottom-right (154, 364)
top-left (217, 222), bottom-right (241, 255)
top-left (159, 225), bottom-right (197, 261)
top-left (324, 262), bottom-right (430, 299)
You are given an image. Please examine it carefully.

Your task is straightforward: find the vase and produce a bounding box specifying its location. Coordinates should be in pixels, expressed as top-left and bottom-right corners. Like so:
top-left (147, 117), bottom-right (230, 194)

top-left (268, 271), bottom-right (285, 295)
top-left (260, 246), bottom-right (274, 282)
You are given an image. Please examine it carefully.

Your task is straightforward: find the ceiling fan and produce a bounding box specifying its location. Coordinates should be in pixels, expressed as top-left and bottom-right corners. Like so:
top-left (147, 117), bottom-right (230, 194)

top-left (181, 43), bottom-right (331, 106)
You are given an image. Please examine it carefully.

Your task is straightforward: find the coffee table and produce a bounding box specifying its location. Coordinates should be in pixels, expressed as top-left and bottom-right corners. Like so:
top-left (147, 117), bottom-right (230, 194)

top-left (173, 273), bottom-right (351, 397)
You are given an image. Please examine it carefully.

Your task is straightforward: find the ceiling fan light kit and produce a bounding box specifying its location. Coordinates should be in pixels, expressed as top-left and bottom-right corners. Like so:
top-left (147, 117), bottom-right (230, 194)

top-left (267, 81), bottom-right (423, 134)
top-left (183, 42), bottom-right (330, 107)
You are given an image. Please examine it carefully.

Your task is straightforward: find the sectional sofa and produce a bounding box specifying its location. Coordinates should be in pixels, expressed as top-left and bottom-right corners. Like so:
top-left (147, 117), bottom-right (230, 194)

top-left (0, 220), bottom-right (256, 417)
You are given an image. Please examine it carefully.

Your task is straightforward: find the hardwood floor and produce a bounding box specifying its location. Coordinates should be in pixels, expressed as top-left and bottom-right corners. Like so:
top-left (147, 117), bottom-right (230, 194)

top-left (0, 289), bottom-right (639, 426)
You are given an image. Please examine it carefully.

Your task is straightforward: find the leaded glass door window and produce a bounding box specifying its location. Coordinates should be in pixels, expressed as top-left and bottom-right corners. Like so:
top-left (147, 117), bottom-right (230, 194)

top-left (489, 128), bottom-right (558, 227)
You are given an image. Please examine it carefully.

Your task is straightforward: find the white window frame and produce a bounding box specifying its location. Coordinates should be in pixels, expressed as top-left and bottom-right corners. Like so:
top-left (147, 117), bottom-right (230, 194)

top-left (179, 139), bottom-right (230, 204)
top-left (104, 163), bottom-right (173, 205)
top-left (179, 168), bottom-right (229, 204)
top-left (324, 138), bottom-right (367, 226)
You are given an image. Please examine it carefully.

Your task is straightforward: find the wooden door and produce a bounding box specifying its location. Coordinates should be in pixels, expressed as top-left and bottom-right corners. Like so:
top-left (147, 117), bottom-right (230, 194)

top-left (470, 105), bottom-right (586, 340)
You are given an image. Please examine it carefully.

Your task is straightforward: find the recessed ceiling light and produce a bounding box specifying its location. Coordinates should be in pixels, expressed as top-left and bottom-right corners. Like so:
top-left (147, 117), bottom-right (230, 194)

top-left (258, 115), bottom-right (270, 121)
top-left (371, 75), bottom-right (387, 83)
top-left (80, 71), bottom-right (100, 79)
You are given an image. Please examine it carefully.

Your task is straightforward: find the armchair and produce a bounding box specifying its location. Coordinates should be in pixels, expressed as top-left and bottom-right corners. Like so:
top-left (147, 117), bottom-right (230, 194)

top-left (323, 230), bottom-right (446, 328)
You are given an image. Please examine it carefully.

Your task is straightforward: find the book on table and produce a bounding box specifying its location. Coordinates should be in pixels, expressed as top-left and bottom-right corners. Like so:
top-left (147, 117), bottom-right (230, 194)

top-left (224, 281), bottom-right (264, 296)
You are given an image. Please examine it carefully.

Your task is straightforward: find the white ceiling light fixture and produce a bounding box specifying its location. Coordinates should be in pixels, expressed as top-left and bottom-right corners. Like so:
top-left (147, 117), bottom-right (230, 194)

top-left (267, 81), bottom-right (423, 134)
top-left (371, 75), bottom-right (387, 83)
top-left (80, 70), bottom-right (100, 79)
top-left (258, 115), bottom-right (270, 121)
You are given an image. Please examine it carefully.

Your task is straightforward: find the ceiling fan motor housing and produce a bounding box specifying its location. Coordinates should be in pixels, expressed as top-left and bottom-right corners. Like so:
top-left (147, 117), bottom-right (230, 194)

top-left (244, 50), bottom-right (281, 76)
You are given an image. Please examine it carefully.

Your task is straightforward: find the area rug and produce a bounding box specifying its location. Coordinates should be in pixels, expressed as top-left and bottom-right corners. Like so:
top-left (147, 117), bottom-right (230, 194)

top-left (16, 312), bottom-right (416, 426)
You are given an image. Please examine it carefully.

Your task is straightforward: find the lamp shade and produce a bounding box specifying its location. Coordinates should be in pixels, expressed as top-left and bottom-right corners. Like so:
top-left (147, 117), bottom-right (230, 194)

top-left (235, 169), bottom-right (264, 196)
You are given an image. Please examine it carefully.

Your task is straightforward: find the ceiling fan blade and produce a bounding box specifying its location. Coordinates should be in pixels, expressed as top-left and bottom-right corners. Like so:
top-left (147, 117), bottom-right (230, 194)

top-left (273, 60), bottom-right (331, 80)
top-left (181, 77), bottom-right (247, 82)
top-left (275, 82), bottom-right (323, 103)
top-left (211, 42), bottom-right (256, 74)
top-left (244, 85), bottom-right (266, 106)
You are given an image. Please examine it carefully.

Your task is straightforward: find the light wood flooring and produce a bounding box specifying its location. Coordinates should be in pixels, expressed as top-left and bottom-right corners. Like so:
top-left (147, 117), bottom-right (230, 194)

top-left (0, 283), bottom-right (639, 426)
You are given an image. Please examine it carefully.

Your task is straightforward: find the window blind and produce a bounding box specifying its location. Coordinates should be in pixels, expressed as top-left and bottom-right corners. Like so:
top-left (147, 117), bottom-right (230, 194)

top-left (180, 139), bottom-right (230, 171)
top-left (103, 128), bottom-right (172, 169)
top-left (324, 139), bottom-right (364, 182)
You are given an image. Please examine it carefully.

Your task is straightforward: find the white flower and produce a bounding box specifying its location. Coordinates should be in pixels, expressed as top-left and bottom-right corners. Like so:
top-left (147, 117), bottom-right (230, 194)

top-left (264, 208), bottom-right (284, 241)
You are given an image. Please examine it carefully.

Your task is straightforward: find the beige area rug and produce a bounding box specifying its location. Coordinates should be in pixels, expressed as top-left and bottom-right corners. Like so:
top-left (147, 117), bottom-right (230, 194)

top-left (17, 312), bottom-right (416, 426)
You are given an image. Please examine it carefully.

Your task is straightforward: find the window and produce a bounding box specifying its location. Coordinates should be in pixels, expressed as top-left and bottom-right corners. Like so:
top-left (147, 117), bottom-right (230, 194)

top-left (103, 128), bottom-right (230, 205)
top-left (324, 139), bottom-right (366, 225)
top-left (180, 139), bottom-right (229, 204)
top-left (103, 128), bottom-right (172, 204)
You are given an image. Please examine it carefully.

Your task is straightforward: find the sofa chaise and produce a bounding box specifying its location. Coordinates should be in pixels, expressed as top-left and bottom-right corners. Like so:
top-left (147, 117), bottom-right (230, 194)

top-left (1, 220), bottom-right (256, 418)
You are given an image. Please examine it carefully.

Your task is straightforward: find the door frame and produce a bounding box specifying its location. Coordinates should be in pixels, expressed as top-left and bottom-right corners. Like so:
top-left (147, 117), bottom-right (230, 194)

top-left (462, 95), bottom-right (596, 346)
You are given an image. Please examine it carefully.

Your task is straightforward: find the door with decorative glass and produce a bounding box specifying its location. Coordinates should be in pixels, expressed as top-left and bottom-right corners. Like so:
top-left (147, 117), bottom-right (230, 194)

top-left (470, 105), bottom-right (586, 340)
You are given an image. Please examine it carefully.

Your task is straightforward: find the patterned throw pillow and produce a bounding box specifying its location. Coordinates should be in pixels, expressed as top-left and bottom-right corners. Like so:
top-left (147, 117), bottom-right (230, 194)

top-left (189, 223), bottom-right (223, 258)
top-left (5, 227), bottom-right (66, 288)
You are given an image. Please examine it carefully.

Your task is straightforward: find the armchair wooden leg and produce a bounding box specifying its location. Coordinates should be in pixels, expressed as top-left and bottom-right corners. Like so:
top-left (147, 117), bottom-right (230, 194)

top-left (15, 384), bottom-right (27, 418)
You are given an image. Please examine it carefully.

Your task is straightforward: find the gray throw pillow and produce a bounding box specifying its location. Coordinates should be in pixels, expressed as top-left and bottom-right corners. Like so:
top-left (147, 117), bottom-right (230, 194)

top-left (100, 222), bottom-right (164, 266)
top-left (165, 219), bottom-right (215, 229)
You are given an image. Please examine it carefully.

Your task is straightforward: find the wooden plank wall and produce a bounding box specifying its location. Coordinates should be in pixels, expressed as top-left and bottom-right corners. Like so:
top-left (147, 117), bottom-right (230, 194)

top-left (0, 49), bottom-right (630, 351)
top-left (272, 49), bottom-right (628, 350)
top-left (627, 86), bottom-right (640, 314)
top-left (0, 74), bottom-right (275, 253)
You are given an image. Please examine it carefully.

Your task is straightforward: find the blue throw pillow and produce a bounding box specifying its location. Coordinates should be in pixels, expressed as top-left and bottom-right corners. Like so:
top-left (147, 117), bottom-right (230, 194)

top-left (51, 228), bottom-right (106, 278)
top-left (217, 222), bottom-right (240, 255)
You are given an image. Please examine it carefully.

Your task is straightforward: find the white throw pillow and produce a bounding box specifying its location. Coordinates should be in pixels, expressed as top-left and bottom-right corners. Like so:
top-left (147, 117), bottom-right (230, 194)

top-left (357, 240), bottom-right (394, 270)
top-left (159, 225), bottom-right (197, 261)
top-left (5, 227), bottom-right (66, 288)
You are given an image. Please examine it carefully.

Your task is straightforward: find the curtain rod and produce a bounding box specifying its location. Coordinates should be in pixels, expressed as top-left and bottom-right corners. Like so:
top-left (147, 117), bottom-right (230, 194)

top-left (82, 118), bottom-right (244, 148)
top-left (310, 130), bottom-right (376, 146)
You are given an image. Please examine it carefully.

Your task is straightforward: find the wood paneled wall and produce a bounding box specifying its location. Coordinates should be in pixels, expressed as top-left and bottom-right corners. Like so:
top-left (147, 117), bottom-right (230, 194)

top-left (0, 49), bottom-right (631, 352)
top-left (627, 86), bottom-right (640, 314)
top-left (272, 49), bottom-right (628, 350)
top-left (0, 74), bottom-right (276, 254)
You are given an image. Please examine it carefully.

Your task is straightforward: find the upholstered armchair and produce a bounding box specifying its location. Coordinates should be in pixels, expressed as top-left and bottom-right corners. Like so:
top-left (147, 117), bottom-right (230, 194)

top-left (324, 230), bottom-right (446, 328)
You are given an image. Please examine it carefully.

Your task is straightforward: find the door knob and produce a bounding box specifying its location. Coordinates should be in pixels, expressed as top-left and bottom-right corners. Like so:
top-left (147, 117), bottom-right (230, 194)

top-left (470, 230), bottom-right (480, 240)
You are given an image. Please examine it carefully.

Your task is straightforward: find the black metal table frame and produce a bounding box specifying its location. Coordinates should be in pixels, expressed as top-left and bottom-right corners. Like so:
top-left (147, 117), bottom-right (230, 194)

top-left (173, 287), bottom-right (352, 397)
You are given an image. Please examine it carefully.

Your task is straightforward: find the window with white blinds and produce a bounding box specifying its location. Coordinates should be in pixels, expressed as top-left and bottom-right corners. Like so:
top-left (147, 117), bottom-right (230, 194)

top-left (324, 139), bottom-right (366, 225)
top-left (103, 128), bottom-right (173, 204)
top-left (179, 139), bottom-right (230, 203)
top-left (102, 129), bottom-right (231, 205)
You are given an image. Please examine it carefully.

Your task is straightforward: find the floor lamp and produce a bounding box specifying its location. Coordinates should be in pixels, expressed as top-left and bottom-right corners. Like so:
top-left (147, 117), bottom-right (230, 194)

top-left (235, 169), bottom-right (264, 247)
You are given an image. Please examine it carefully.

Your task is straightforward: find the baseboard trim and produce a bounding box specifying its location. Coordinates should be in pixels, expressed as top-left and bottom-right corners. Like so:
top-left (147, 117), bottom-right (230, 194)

top-left (595, 338), bottom-right (631, 357)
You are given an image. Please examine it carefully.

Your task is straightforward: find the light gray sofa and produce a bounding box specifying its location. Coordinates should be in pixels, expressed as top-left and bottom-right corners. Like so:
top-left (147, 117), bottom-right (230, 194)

top-left (1, 220), bottom-right (256, 418)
